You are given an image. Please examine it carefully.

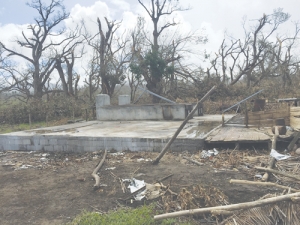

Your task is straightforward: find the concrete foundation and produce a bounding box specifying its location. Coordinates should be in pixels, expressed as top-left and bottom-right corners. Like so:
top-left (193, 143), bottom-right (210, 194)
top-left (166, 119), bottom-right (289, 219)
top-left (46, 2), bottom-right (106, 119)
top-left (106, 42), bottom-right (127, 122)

top-left (0, 115), bottom-right (235, 153)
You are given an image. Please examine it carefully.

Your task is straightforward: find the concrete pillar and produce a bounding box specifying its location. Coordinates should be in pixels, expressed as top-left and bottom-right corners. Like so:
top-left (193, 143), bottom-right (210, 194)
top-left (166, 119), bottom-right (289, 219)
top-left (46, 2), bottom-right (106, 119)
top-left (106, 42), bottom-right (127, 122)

top-left (96, 94), bottom-right (110, 108)
top-left (118, 95), bottom-right (130, 105)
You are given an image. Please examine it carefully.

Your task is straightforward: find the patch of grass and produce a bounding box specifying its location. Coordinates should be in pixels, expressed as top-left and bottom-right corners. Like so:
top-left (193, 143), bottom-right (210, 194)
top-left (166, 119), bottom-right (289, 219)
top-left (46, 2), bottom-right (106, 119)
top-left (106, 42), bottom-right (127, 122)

top-left (0, 118), bottom-right (69, 134)
top-left (66, 205), bottom-right (193, 225)
top-left (0, 122), bottom-right (45, 134)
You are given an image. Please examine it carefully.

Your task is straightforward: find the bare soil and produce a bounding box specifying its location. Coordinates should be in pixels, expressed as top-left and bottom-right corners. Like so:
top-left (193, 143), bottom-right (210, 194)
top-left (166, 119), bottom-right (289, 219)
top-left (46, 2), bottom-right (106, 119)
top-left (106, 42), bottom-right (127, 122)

top-left (0, 149), bottom-right (274, 225)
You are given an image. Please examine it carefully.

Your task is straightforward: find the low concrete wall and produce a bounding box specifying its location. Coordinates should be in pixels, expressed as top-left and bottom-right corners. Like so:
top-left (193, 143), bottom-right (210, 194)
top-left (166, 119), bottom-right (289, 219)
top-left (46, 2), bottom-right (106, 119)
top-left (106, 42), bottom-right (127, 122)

top-left (0, 135), bottom-right (204, 152)
top-left (96, 104), bottom-right (187, 121)
top-left (95, 94), bottom-right (194, 121)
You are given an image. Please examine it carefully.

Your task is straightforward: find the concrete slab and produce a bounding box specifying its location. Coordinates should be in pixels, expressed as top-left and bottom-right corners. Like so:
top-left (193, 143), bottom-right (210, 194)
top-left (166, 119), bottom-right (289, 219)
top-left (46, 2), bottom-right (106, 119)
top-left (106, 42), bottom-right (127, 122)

top-left (0, 114), bottom-right (236, 152)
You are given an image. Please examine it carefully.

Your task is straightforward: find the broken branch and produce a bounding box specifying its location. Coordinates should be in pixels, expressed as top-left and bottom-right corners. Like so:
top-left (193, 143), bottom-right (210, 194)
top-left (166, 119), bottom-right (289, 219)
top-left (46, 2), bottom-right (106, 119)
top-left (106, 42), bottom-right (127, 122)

top-left (92, 149), bottom-right (108, 189)
top-left (230, 179), bottom-right (299, 192)
top-left (183, 156), bottom-right (204, 166)
top-left (255, 166), bottom-right (300, 181)
top-left (154, 192), bottom-right (300, 220)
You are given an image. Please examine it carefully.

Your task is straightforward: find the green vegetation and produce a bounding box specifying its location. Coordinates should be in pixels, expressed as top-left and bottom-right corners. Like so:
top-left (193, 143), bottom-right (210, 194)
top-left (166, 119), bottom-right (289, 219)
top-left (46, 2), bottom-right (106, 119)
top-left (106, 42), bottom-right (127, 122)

top-left (0, 122), bottom-right (46, 134)
top-left (66, 205), bottom-right (193, 225)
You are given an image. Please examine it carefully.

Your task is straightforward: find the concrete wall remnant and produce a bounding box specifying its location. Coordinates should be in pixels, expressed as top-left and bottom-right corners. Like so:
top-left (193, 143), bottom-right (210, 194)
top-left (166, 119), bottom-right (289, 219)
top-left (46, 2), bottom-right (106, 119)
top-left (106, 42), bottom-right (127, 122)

top-left (95, 94), bottom-right (195, 121)
top-left (118, 95), bottom-right (130, 105)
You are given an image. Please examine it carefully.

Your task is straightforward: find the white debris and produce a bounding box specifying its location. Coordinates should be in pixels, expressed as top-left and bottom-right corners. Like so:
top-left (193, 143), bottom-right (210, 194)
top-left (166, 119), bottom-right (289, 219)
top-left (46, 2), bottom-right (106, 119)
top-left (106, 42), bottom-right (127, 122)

top-left (15, 164), bottom-right (34, 170)
top-left (42, 153), bottom-right (50, 157)
top-left (186, 130), bottom-right (197, 138)
top-left (255, 174), bottom-right (263, 179)
top-left (124, 178), bottom-right (146, 201)
top-left (201, 148), bottom-right (219, 159)
top-left (110, 152), bottom-right (125, 156)
top-left (40, 157), bottom-right (48, 162)
top-left (105, 167), bottom-right (116, 170)
top-left (270, 149), bottom-right (291, 161)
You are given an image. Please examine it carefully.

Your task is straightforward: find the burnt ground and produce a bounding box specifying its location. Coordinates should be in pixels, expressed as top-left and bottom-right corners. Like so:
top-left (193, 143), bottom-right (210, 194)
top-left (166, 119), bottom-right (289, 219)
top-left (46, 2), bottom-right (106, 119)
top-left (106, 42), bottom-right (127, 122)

top-left (0, 149), bottom-right (277, 225)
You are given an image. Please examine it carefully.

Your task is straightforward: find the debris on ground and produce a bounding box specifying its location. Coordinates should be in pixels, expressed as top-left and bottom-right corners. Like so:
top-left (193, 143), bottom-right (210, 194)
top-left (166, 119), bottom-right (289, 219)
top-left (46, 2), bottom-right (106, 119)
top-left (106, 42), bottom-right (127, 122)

top-left (201, 148), bottom-right (219, 159)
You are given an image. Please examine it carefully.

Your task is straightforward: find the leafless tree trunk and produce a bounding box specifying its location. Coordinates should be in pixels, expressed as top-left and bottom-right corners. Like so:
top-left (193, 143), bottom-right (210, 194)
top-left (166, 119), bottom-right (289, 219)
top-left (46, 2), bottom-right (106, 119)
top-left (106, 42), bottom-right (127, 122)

top-left (0, 0), bottom-right (81, 99)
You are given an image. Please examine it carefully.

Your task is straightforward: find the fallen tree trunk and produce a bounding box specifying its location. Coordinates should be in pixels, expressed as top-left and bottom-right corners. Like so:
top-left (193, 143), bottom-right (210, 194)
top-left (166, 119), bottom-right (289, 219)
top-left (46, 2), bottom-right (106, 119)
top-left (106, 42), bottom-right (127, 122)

top-left (255, 166), bottom-right (300, 181)
top-left (152, 86), bottom-right (216, 165)
top-left (230, 179), bottom-right (299, 192)
top-left (183, 156), bottom-right (204, 166)
top-left (92, 149), bottom-right (108, 189)
top-left (154, 192), bottom-right (300, 220)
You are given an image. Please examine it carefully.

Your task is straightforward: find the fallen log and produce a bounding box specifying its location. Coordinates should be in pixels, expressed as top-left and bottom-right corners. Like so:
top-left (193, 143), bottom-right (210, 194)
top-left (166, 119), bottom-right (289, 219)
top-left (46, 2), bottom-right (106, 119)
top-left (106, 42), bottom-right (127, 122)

top-left (152, 86), bottom-right (216, 165)
top-left (230, 179), bottom-right (299, 192)
top-left (255, 166), bottom-right (300, 181)
top-left (154, 192), bottom-right (300, 220)
top-left (92, 149), bottom-right (108, 189)
top-left (183, 156), bottom-right (204, 166)
top-left (262, 126), bottom-right (278, 181)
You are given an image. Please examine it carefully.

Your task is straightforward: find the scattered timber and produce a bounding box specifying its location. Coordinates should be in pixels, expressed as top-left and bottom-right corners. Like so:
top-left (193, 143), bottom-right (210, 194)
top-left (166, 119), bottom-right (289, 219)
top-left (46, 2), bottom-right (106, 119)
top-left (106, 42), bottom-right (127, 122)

top-left (255, 166), bottom-right (300, 181)
top-left (230, 179), bottom-right (299, 192)
top-left (154, 192), bottom-right (300, 220)
top-left (182, 156), bottom-right (204, 166)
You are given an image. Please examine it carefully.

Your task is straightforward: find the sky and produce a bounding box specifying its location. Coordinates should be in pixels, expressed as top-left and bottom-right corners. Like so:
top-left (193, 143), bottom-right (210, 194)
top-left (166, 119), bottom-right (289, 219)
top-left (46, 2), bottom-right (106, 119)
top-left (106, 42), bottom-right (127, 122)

top-left (0, 0), bottom-right (300, 81)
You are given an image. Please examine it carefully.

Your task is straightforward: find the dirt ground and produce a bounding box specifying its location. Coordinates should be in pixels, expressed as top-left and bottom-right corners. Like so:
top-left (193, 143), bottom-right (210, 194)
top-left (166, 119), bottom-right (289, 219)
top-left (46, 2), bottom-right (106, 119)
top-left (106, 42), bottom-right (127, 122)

top-left (0, 149), bottom-right (276, 225)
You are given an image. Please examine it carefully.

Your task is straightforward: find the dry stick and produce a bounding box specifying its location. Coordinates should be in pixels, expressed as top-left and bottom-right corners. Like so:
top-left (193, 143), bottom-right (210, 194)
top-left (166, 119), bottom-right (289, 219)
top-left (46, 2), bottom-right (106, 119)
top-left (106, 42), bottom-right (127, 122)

top-left (230, 179), bottom-right (300, 192)
top-left (152, 86), bottom-right (216, 165)
top-left (262, 126), bottom-right (279, 181)
top-left (92, 149), bottom-right (108, 189)
top-left (154, 191), bottom-right (300, 220)
top-left (122, 186), bottom-right (147, 201)
top-left (287, 131), bottom-right (300, 151)
top-left (255, 166), bottom-right (300, 181)
top-left (183, 156), bottom-right (204, 166)
top-left (155, 174), bottom-right (174, 183)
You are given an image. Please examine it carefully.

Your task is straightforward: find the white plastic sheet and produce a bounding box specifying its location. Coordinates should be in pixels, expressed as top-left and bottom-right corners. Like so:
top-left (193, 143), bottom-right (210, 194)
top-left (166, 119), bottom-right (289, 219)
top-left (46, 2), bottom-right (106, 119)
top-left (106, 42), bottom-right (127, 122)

top-left (201, 148), bottom-right (219, 159)
top-left (270, 149), bottom-right (291, 161)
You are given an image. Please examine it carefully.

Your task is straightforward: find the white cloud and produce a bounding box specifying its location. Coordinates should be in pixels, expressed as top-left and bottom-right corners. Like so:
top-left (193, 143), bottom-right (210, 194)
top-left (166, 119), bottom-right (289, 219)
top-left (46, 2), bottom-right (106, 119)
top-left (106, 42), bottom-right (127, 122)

top-left (111, 0), bottom-right (130, 11)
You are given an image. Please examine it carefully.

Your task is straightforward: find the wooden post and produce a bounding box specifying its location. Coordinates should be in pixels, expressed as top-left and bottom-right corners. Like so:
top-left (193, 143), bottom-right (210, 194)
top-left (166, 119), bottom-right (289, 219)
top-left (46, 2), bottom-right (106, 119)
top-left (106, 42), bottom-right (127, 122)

top-left (222, 114), bottom-right (224, 126)
top-left (152, 86), bottom-right (216, 165)
top-left (85, 108), bottom-right (88, 121)
top-left (29, 112), bottom-right (32, 129)
top-left (287, 132), bottom-right (300, 151)
top-left (245, 103), bottom-right (249, 128)
top-left (262, 126), bottom-right (279, 181)
top-left (46, 112), bottom-right (48, 127)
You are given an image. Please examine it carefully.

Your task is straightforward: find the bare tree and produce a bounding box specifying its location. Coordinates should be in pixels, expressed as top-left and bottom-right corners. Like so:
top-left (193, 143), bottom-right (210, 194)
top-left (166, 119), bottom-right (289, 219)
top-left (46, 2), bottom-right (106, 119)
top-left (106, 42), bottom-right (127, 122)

top-left (133, 0), bottom-right (189, 102)
top-left (208, 9), bottom-right (290, 88)
top-left (0, 0), bottom-right (80, 99)
top-left (55, 46), bottom-right (83, 98)
top-left (85, 17), bottom-right (130, 97)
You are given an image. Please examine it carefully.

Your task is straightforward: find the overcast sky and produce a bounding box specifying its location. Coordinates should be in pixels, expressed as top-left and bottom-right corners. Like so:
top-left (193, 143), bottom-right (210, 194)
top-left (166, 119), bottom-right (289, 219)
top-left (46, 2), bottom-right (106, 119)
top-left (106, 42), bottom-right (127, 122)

top-left (1, 0), bottom-right (300, 78)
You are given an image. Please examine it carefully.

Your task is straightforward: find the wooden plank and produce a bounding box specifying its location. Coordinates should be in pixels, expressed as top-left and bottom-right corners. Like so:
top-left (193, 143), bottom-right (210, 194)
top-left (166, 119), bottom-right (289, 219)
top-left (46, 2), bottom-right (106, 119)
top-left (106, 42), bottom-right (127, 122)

top-left (290, 117), bottom-right (300, 129)
top-left (290, 107), bottom-right (300, 112)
